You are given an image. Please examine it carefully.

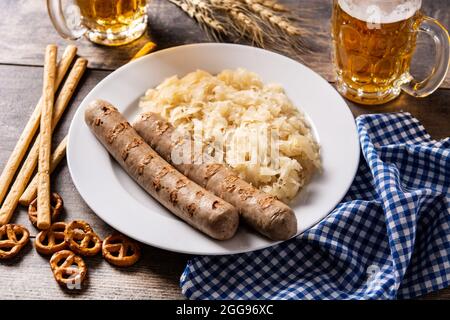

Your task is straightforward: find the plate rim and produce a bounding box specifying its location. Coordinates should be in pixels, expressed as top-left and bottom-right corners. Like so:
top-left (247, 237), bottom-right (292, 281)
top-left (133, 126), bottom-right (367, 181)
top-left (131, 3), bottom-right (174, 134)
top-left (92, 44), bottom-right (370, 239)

top-left (67, 42), bottom-right (360, 255)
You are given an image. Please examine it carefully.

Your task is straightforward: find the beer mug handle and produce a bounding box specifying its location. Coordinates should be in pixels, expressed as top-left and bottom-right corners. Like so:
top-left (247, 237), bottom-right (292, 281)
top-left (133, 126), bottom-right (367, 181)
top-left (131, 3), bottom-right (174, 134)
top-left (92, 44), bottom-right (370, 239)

top-left (402, 17), bottom-right (450, 97)
top-left (47, 0), bottom-right (87, 40)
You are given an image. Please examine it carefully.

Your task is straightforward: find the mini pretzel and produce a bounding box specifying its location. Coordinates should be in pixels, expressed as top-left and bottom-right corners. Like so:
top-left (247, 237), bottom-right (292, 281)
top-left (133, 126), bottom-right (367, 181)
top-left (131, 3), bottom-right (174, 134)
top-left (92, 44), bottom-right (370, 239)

top-left (35, 222), bottom-right (67, 255)
top-left (28, 192), bottom-right (64, 228)
top-left (0, 224), bottom-right (30, 260)
top-left (102, 234), bottom-right (141, 267)
top-left (64, 220), bottom-right (101, 256)
top-left (50, 250), bottom-right (87, 287)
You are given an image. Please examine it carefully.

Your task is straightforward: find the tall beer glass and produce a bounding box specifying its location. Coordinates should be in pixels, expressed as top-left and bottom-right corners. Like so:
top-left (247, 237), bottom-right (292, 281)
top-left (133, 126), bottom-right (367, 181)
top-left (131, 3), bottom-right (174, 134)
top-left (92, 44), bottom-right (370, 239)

top-left (48, 0), bottom-right (149, 46)
top-left (332, 0), bottom-right (449, 105)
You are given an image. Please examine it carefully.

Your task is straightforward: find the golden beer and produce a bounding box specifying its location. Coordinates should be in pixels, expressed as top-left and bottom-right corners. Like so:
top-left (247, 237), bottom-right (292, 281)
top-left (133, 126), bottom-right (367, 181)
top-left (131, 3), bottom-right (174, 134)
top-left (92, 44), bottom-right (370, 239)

top-left (75, 0), bottom-right (148, 45)
top-left (332, 0), bottom-right (421, 105)
top-left (76, 0), bottom-right (147, 30)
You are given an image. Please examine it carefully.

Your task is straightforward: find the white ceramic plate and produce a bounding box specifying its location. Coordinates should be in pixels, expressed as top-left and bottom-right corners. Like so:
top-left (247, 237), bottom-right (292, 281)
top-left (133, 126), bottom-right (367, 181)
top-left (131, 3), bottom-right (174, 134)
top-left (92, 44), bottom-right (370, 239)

top-left (67, 43), bottom-right (359, 255)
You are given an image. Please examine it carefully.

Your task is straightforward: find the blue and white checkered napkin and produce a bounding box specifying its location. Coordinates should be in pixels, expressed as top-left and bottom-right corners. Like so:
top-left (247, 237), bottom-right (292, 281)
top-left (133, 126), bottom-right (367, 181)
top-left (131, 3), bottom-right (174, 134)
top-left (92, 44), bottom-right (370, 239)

top-left (180, 113), bottom-right (450, 300)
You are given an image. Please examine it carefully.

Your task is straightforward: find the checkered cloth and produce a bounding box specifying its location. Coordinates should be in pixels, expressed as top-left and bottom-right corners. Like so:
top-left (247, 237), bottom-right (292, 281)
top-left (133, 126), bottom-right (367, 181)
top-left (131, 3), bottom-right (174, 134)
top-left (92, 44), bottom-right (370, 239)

top-left (180, 113), bottom-right (450, 300)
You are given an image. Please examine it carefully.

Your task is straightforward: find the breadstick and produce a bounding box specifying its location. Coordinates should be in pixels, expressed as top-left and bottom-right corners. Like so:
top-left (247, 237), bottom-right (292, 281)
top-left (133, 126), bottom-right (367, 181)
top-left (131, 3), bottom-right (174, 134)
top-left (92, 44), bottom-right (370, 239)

top-left (37, 44), bottom-right (58, 230)
top-left (0, 45), bottom-right (77, 205)
top-left (0, 58), bottom-right (87, 226)
top-left (16, 46), bottom-right (152, 208)
top-left (19, 137), bottom-right (67, 206)
top-left (131, 41), bottom-right (156, 61)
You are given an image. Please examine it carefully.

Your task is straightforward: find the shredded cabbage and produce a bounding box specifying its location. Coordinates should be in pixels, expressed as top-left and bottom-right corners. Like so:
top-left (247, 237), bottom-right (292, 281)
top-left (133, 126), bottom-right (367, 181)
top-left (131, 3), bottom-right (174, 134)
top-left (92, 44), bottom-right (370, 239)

top-left (139, 68), bottom-right (321, 203)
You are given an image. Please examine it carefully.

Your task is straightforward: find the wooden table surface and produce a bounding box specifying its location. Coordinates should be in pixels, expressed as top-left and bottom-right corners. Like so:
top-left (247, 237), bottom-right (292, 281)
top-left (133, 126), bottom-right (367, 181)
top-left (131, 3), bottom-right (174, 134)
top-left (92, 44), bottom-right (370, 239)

top-left (0, 0), bottom-right (449, 300)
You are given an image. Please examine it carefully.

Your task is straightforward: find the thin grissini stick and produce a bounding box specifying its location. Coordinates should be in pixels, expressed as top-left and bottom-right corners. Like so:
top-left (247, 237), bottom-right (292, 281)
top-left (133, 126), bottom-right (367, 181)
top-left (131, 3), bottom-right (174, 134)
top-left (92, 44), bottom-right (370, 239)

top-left (21, 44), bottom-right (150, 207)
top-left (0, 45), bottom-right (77, 205)
top-left (19, 137), bottom-right (68, 206)
top-left (85, 100), bottom-right (239, 240)
top-left (134, 113), bottom-right (298, 241)
top-left (37, 44), bottom-right (58, 230)
top-left (0, 58), bottom-right (87, 226)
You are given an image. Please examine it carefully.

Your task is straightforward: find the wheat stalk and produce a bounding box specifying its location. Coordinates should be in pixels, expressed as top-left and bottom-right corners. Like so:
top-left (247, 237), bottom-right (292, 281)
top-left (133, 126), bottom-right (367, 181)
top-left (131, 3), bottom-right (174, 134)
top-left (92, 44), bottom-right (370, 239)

top-left (243, 0), bottom-right (287, 12)
top-left (169, 0), bottom-right (307, 58)
top-left (211, 0), bottom-right (264, 45)
top-left (169, 0), bottom-right (226, 40)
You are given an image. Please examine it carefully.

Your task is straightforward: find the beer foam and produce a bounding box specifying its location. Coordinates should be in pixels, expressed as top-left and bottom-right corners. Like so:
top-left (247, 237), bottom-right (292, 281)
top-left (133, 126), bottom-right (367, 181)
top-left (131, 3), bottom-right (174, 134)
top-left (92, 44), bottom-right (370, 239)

top-left (338, 0), bottom-right (421, 24)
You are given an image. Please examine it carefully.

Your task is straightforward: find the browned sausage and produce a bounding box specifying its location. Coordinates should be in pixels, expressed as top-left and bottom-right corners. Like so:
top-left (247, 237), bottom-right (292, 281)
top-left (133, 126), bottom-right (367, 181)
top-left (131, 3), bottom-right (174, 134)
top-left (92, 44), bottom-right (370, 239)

top-left (85, 100), bottom-right (239, 240)
top-left (133, 112), bottom-right (297, 240)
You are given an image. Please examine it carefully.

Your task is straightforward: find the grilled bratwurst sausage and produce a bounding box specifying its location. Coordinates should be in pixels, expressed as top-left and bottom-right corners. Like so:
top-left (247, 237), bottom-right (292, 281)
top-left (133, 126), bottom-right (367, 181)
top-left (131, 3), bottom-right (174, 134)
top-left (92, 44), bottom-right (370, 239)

top-left (85, 100), bottom-right (239, 240)
top-left (134, 112), bottom-right (297, 241)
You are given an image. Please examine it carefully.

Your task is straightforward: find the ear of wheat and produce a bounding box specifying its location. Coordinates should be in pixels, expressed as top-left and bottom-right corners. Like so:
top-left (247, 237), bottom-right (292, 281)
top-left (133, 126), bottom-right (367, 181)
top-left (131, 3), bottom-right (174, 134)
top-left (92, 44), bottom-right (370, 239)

top-left (244, 0), bottom-right (288, 12)
top-left (168, 0), bottom-right (308, 59)
top-left (169, 0), bottom-right (226, 41)
top-left (243, 0), bottom-right (301, 36)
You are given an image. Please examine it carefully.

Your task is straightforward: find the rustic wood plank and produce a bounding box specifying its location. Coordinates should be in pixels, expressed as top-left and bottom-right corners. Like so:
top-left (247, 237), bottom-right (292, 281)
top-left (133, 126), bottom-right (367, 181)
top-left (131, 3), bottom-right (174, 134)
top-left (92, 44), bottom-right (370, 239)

top-left (0, 65), bottom-right (187, 299)
top-left (0, 0), bottom-right (449, 299)
top-left (346, 88), bottom-right (450, 140)
top-left (0, 63), bottom-right (449, 299)
top-left (0, 0), bottom-right (448, 88)
top-left (421, 287), bottom-right (450, 300)
top-left (1, 243), bottom-right (187, 299)
top-left (0, 0), bottom-right (208, 70)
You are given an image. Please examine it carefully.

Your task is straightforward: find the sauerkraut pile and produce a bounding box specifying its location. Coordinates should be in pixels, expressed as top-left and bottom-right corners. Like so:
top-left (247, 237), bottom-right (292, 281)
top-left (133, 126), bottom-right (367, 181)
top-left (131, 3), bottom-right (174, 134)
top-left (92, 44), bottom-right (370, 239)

top-left (139, 68), bottom-right (321, 203)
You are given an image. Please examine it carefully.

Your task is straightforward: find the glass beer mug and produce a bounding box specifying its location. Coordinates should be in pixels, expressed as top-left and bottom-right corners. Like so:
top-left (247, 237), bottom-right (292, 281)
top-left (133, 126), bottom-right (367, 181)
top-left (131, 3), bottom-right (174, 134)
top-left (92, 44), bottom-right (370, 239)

top-left (47, 0), bottom-right (149, 46)
top-left (332, 0), bottom-right (450, 105)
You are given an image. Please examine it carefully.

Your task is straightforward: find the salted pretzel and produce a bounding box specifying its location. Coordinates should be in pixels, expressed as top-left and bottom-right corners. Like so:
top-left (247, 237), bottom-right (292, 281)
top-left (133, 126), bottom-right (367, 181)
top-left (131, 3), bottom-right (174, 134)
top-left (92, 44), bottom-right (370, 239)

top-left (0, 224), bottom-right (30, 260)
top-left (50, 250), bottom-right (87, 287)
top-left (35, 222), bottom-right (67, 255)
top-left (64, 220), bottom-right (101, 256)
top-left (28, 192), bottom-right (64, 228)
top-left (102, 233), bottom-right (141, 267)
